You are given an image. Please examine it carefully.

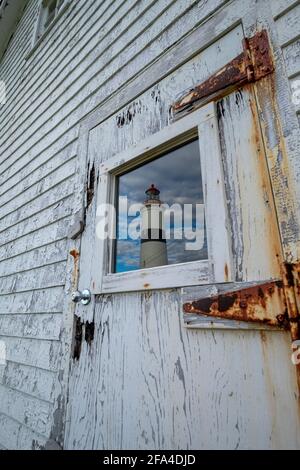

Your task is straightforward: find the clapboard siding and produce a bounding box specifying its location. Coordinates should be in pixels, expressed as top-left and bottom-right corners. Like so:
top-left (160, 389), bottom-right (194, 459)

top-left (0, 239), bottom-right (68, 277)
top-left (3, 337), bottom-right (60, 371)
top-left (0, 0), bottom-right (299, 450)
top-left (0, 362), bottom-right (57, 403)
top-left (274, 2), bottom-right (300, 47)
top-left (0, 413), bottom-right (47, 450)
top-left (0, 0), bottom-right (234, 449)
top-left (283, 39), bottom-right (300, 78)
top-left (0, 314), bottom-right (62, 340)
top-left (0, 0), bottom-right (38, 79)
top-left (271, 0), bottom-right (300, 19)
top-left (0, 384), bottom-right (53, 436)
top-left (0, 288), bottom-right (64, 315)
top-left (273, 3), bottom-right (300, 120)
top-left (1, 0), bottom-right (135, 124)
top-left (0, 0), bottom-right (228, 170)
top-left (0, 208), bottom-right (72, 254)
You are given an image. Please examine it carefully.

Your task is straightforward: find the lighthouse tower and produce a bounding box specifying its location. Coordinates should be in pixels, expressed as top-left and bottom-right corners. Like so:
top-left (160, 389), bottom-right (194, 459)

top-left (140, 184), bottom-right (168, 269)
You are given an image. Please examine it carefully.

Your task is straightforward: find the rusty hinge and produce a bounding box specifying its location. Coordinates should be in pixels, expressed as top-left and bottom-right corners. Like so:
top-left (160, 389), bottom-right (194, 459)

top-left (172, 30), bottom-right (274, 117)
top-left (183, 280), bottom-right (289, 328)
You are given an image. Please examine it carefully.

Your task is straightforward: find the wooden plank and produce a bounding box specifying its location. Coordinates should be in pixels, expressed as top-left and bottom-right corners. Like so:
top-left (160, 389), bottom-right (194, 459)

top-left (3, 337), bottom-right (60, 371)
top-left (0, 176), bottom-right (74, 233)
top-left (275, 2), bottom-right (300, 46)
top-left (0, 157), bottom-right (76, 218)
top-left (0, 287), bottom-right (64, 315)
top-left (0, 139), bottom-right (77, 201)
top-left (0, 0), bottom-right (230, 176)
top-left (0, 413), bottom-right (47, 450)
top-left (0, 362), bottom-right (57, 403)
top-left (217, 88), bottom-right (282, 281)
top-left (0, 384), bottom-right (53, 437)
top-left (65, 290), bottom-right (300, 449)
top-left (0, 239), bottom-right (68, 277)
top-left (0, 313), bottom-right (62, 341)
top-left (271, 0), bottom-right (300, 19)
top-left (283, 39), bottom-right (300, 78)
top-left (0, 261), bottom-right (67, 295)
top-left (101, 261), bottom-right (210, 294)
top-left (0, 127), bottom-right (78, 187)
top-left (0, 203), bottom-right (72, 251)
top-left (198, 105), bottom-right (232, 282)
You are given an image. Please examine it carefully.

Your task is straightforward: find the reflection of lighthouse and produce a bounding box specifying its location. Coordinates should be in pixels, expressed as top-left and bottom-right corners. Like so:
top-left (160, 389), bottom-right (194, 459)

top-left (140, 184), bottom-right (168, 269)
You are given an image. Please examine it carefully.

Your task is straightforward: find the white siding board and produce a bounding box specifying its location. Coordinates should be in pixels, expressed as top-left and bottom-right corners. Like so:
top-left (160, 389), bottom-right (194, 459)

top-left (0, 127), bottom-right (78, 186)
top-left (0, 261), bottom-right (67, 295)
top-left (0, 313), bottom-right (62, 341)
top-left (275, 2), bottom-right (300, 46)
top-left (0, 287), bottom-right (64, 315)
top-left (3, 337), bottom-right (60, 371)
top-left (1, 0), bottom-right (142, 131)
top-left (0, 0), bottom-right (228, 172)
top-left (0, 239), bottom-right (68, 277)
top-left (271, 0), bottom-right (300, 19)
top-left (0, 176), bottom-right (75, 232)
top-left (0, 214), bottom-right (72, 259)
top-left (0, 384), bottom-right (53, 437)
top-left (0, 158), bottom-right (76, 219)
top-left (0, 362), bottom-right (57, 403)
top-left (0, 138), bottom-right (77, 199)
top-left (0, 0), bottom-right (299, 452)
top-left (0, 413), bottom-right (47, 450)
top-left (283, 39), bottom-right (300, 78)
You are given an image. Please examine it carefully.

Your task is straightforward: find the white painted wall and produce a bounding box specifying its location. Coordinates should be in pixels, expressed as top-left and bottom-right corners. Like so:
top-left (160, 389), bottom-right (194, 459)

top-left (0, 0), bottom-right (299, 449)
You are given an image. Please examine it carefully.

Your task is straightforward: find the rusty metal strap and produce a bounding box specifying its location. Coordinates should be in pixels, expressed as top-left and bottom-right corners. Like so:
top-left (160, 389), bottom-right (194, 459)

top-left (172, 30), bottom-right (274, 116)
top-left (183, 280), bottom-right (290, 328)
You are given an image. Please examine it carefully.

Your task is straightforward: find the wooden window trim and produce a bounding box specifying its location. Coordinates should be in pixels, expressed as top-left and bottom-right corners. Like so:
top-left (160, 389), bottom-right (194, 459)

top-left (26, 0), bottom-right (72, 59)
top-left (92, 102), bottom-right (232, 294)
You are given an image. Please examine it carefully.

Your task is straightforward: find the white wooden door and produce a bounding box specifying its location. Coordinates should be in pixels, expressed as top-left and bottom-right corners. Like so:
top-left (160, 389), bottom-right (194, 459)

top-left (63, 84), bottom-right (300, 449)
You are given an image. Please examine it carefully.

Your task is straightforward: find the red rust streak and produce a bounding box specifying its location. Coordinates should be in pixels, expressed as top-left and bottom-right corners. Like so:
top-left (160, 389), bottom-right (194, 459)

top-left (183, 281), bottom-right (287, 328)
top-left (173, 30), bottom-right (274, 114)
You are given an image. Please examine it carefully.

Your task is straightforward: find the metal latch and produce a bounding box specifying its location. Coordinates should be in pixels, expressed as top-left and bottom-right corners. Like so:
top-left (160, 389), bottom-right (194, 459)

top-left (72, 289), bottom-right (91, 305)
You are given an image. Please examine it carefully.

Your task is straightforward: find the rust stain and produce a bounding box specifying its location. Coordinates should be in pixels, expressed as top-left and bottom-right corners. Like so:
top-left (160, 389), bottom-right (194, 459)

top-left (172, 30), bottom-right (274, 115)
top-left (248, 86), bottom-right (283, 275)
top-left (282, 262), bottom-right (300, 342)
top-left (143, 283), bottom-right (150, 289)
top-left (69, 249), bottom-right (80, 260)
top-left (70, 249), bottom-right (80, 290)
top-left (183, 280), bottom-right (288, 328)
top-left (224, 263), bottom-right (229, 282)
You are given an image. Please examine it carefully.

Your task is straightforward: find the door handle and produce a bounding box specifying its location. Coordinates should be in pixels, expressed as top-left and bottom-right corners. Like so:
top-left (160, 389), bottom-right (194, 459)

top-left (71, 289), bottom-right (91, 305)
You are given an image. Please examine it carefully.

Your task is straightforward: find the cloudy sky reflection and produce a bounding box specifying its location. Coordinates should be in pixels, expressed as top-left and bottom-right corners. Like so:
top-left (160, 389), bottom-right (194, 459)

top-left (115, 139), bottom-right (208, 273)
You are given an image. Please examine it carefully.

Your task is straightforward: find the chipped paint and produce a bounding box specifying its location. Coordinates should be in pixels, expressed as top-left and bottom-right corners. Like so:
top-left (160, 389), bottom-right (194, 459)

top-left (172, 30), bottom-right (274, 116)
top-left (254, 75), bottom-right (300, 262)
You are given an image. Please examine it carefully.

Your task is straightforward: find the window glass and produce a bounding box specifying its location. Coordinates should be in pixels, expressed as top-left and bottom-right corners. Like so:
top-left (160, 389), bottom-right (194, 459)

top-left (114, 139), bottom-right (207, 273)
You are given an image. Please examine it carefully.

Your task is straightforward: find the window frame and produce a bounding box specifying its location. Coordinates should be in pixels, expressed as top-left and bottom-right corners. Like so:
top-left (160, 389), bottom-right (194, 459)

top-left (32, 0), bottom-right (71, 48)
top-left (92, 102), bottom-right (232, 294)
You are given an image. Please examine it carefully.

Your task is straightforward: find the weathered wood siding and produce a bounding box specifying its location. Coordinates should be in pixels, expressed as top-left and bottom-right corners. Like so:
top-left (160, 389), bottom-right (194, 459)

top-left (0, 0), bottom-right (299, 450)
